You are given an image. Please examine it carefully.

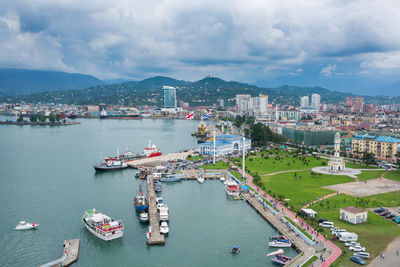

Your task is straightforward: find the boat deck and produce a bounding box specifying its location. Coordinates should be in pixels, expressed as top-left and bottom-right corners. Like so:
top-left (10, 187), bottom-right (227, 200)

top-left (146, 177), bottom-right (165, 245)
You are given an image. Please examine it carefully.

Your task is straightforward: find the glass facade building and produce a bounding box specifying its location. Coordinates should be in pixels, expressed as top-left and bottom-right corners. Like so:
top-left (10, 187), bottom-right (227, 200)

top-left (162, 86), bottom-right (177, 108)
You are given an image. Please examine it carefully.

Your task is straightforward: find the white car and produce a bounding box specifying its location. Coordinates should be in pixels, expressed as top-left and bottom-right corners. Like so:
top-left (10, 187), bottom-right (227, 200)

top-left (349, 245), bottom-right (365, 252)
top-left (354, 252), bottom-right (370, 259)
top-left (345, 241), bottom-right (360, 247)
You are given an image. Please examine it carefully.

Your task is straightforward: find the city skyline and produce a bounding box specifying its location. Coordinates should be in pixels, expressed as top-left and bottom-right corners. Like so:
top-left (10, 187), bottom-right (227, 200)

top-left (1, 1), bottom-right (400, 96)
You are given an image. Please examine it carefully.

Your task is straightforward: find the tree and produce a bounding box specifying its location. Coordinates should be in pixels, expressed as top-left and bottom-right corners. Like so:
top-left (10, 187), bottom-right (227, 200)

top-left (396, 151), bottom-right (400, 169)
top-left (49, 113), bottom-right (55, 123)
top-left (56, 113), bottom-right (61, 122)
top-left (246, 116), bottom-right (255, 127)
top-left (363, 152), bottom-right (376, 166)
top-left (30, 114), bottom-right (37, 122)
top-left (16, 114), bottom-right (23, 123)
top-left (39, 114), bottom-right (46, 122)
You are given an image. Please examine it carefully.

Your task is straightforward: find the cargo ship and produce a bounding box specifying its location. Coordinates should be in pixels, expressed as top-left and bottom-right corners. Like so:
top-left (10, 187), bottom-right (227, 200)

top-left (100, 110), bottom-right (140, 120)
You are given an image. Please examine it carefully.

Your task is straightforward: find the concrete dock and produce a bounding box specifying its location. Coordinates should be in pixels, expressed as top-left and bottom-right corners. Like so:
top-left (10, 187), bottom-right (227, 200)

top-left (127, 151), bottom-right (192, 168)
top-left (40, 239), bottom-right (79, 267)
top-left (146, 177), bottom-right (165, 245)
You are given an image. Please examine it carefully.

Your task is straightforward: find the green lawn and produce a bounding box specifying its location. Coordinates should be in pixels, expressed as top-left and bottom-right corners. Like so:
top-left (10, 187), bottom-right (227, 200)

top-left (308, 194), bottom-right (400, 267)
top-left (258, 171), bottom-right (353, 211)
top-left (345, 162), bottom-right (381, 169)
top-left (302, 255), bottom-right (318, 267)
top-left (356, 170), bottom-right (385, 181)
top-left (186, 155), bottom-right (204, 161)
top-left (202, 161), bottom-right (230, 169)
top-left (384, 170), bottom-right (400, 181)
top-left (231, 155), bottom-right (327, 175)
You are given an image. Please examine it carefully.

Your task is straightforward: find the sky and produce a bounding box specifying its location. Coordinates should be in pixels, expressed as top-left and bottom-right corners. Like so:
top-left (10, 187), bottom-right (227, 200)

top-left (0, 0), bottom-right (400, 96)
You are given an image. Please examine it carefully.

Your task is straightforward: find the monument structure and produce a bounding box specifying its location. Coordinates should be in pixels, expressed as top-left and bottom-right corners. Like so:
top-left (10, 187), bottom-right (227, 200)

top-left (328, 132), bottom-right (345, 171)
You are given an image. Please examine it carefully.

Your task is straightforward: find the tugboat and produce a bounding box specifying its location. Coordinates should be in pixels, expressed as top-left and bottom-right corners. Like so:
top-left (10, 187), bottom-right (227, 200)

top-left (135, 185), bottom-right (148, 212)
top-left (93, 158), bottom-right (128, 172)
top-left (82, 208), bottom-right (124, 241)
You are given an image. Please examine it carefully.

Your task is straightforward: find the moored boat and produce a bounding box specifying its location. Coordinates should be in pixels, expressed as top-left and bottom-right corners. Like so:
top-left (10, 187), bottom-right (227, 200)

top-left (94, 158), bottom-right (128, 172)
top-left (271, 254), bottom-right (291, 266)
top-left (143, 141), bottom-right (162, 158)
top-left (266, 249), bottom-right (284, 256)
top-left (15, 221), bottom-right (39, 230)
top-left (160, 221), bottom-right (169, 235)
top-left (135, 169), bottom-right (148, 179)
top-left (197, 176), bottom-right (204, 183)
top-left (268, 240), bottom-right (292, 248)
top-left (135, 185), bottom-right (148, 212)
top-left (139, 213), bottom-right (149, 223)
top-left (225, 180), bottom-right (240, 197)
top-left (82, 209), bottom-right (124, 241)
top-left (160, 173), bottom-right (183, 182)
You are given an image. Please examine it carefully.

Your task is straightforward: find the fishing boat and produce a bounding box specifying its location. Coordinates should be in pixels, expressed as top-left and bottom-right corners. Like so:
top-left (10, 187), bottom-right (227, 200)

top-left (82, 209), bottom-right (124, 241)
top-left (15, 221), bottom-right (39, 230)
top-left (93, 158), bottom-right (128, 171)
top-left (135, 169), bottom-right (148, 179)
top-left (225, 180), bottom-right (240, 197)
top-left (135, 185), bottom-right (148, 212)
top-left (139, 213), bottom-right (149, 223)
top-left (266, 249), bottom-right (284, 256)
top-left (161, 173), bottom-right (183, 182)
top-left (271, 254), bottom-right (291, 266)
top-left (231, 245), bottom-right (240, 254)
top-left (268, 240), bottom-right (292, 248)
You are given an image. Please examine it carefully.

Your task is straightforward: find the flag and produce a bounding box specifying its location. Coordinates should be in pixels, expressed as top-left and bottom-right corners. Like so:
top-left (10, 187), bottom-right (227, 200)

top-left (186, 113), bottom-right (194, 120)
top-left (203, 111), bottom-right (212, 120)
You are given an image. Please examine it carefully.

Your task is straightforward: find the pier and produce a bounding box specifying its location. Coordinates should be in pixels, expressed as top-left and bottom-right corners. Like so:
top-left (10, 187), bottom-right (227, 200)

top-left (146, 176), bottom-right (165, 245)
top-left (40, 239), bottom-right (79, 267)
top-left (127, 151), bottom-right (192, 168)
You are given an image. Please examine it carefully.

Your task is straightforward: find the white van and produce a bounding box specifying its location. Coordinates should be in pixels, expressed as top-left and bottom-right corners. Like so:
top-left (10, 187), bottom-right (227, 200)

top-left (339, 232), bottom-right (358, 242)
top-left (319, 221), bottom-right (334, 228)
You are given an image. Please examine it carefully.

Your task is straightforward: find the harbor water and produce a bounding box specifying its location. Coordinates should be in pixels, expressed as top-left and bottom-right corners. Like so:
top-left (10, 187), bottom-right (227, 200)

top-left (0, 118), bottom-right (297, 266)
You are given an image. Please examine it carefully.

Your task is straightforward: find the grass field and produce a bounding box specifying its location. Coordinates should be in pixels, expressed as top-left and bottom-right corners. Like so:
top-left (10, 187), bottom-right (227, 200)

top-left (202, 161), bottom-right (230, 169)
top-left (308, 194), bottom-right (400, 267)
top-left (258, 171), bottom-right (353, 211)
top-left (356, 170), bottom-right (385, 181)
top-left (302, 255), bottom-right (318, 267)
top-left (186, 155), bottom-right (204, 161)
top-left (384, 170), bottom-right (400, 181)
top-left (345, 162), bottom-right (382, 169)
top-left (231, 155), bottom-right (327, 175)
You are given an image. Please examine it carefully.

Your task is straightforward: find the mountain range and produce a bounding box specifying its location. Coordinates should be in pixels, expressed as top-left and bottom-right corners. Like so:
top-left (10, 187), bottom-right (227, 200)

top-left (0, 69), bottom-right (399, 106)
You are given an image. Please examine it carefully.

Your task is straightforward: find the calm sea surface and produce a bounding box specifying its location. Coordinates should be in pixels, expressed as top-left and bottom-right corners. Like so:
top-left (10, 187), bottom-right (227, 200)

top-left (0, 118), bottom-right (297, 266)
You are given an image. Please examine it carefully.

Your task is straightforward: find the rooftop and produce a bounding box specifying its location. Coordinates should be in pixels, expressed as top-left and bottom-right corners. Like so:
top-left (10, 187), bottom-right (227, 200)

top-left (340, 206), bottom-right (366, 214)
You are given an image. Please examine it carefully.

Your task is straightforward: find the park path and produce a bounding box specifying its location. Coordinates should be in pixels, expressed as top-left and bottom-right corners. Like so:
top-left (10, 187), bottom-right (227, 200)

top-left (230, 162), bottom-right (341, 267)
top-left (260, 169), bottom-right (309, 177)
top-left (302, 192), bottom-right (338, 209)
top-left (367, 236), bottom-right (400, 267)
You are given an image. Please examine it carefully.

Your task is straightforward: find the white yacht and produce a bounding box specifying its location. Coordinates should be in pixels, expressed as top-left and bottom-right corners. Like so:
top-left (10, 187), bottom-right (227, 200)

top-left (268, 240), bottom-right (292, 248)
top-left (197, 176), bottom-right (204, 183)
top-left (219, 176), bottom-right (225, 182)
top-left (15, 221), bottom-right (39, 230)
top-left (82, 209), bottom-right (124, 241)
top-left (160, 221), bottom-right (169, 234)
top-left (225, 180), bottom-right (240, 197)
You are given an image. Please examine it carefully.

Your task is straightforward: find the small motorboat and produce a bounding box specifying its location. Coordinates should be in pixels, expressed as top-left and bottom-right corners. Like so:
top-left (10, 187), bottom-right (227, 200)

top-left (197, 176), bottom-right (204, 183)
top-left (219, 177), bottom-right (225, 182)
top-left (266, 249), bottom-right (284, 256)
top-left (15, 221), bottom-right (39, 230)
top-left (139, 213), bottom-right (149, 223)
top-left (160, 221), bottom-right (169, 234)
top-left (271, 254), bottom-right (291, 265)
top-left (231, 245), bottom-right (240, 254)
top-left (268, 240), bottom-right (292, 248)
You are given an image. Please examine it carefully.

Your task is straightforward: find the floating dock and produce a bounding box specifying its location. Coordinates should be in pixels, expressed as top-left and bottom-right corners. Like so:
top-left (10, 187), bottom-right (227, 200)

top-left (40, 239), bottom-right (79, 267)
top-left (146, 177), bottom-right (165, 245)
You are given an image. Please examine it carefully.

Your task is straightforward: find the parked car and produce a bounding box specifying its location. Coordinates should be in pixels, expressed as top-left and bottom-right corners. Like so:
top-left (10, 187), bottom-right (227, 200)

top-left (350, 256), bottom-right (366, 265)
top-left (345, 241), bottom-right (360, 247)
top-left (374, 207), bottom-right (386, 213)
top-left (319, 221), bottom-right (334, 228)
top-left (349, 245), bottom-right (366, 252)
top-left (386, 214), bottom-right (396, 219)
top-left (317, 218), bottom-right (327, 223)
top-left (379, 211), bottom-right (390, 216)
top-left (354, 252), bottom-right (370, 260)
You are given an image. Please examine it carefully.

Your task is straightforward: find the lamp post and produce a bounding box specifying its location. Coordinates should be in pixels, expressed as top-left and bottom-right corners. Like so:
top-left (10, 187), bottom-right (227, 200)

top-left (242, 136), bottom-right (246, 180)
top-left (213, 130), bottom-right (216, 165)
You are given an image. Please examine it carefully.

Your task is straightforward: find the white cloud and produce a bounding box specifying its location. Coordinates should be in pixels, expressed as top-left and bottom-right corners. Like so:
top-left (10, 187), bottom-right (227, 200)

top-left (320, 64), bottom-right (337, 76)
top-left (360, 52), bottom-right (400, 69)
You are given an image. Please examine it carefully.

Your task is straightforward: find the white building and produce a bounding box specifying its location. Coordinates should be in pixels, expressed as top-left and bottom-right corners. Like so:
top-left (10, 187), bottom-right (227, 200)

top-left (199, 134), bottom-right (251, 156)
top-left (300, 96), bottom-right (309, 108)
top-left (311, 94), bottom-right (321, 110)
top-left (340, 207), bottom-right (367, 224)
top-left (259, 94), bottom-right (268, 115)
top-left (328, 132), bottom-right (345, 171)
top-left (236, 94), bottom-right (251, 114)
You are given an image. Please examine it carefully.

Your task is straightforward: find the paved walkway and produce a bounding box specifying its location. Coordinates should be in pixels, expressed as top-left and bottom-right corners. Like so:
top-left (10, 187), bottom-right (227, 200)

top-left (260, 169), bottom-right (309, 177)
top-left (368, 236), bottom-right (400, 267)
top-left (231, 163), bottom-right (341, 267)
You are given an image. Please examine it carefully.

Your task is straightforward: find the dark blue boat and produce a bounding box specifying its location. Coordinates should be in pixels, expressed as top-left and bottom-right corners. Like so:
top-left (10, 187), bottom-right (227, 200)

top-left (135, 185), bottom-right (148, 212)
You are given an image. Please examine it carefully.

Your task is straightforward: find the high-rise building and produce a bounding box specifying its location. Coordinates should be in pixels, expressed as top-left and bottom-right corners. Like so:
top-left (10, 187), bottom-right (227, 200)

top-left (300, 96), bottom-right (309, 108)
top-left (259, 94), bottom-right (268, 115)
top-left (354, 96), bottom-right (363, 113)
top-left (311, 94), bottom-right (321, 109)
top-left (162, 86), bottom-right (177, 108)
top-left (345, 96), bottom-right (354, 107)
top-left (236, 94), bottom-right (251, 114)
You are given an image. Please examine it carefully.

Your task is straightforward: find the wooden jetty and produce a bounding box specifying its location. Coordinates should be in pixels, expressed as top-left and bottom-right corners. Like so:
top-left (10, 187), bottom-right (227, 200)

top-left (40, 239), bottom-right (79, 267)
top-left (146, 177), bottom-right (165, 245)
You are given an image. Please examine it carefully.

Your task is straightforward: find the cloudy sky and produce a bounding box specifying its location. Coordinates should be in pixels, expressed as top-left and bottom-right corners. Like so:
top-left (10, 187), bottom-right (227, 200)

top-left (1, 0), bottom-right (400, 95)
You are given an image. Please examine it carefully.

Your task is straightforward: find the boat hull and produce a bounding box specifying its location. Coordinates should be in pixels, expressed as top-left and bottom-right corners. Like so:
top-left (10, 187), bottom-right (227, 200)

top-left (82, 219), bottom-right (123, 241)
top-left (135, 205), bottom-right (148, 212)
top-left (93, 165), bottom-right (128, 171)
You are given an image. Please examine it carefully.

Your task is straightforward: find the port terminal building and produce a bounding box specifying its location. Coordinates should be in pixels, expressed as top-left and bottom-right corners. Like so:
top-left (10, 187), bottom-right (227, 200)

top-left (199, 134), bottom-right (251, 156)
